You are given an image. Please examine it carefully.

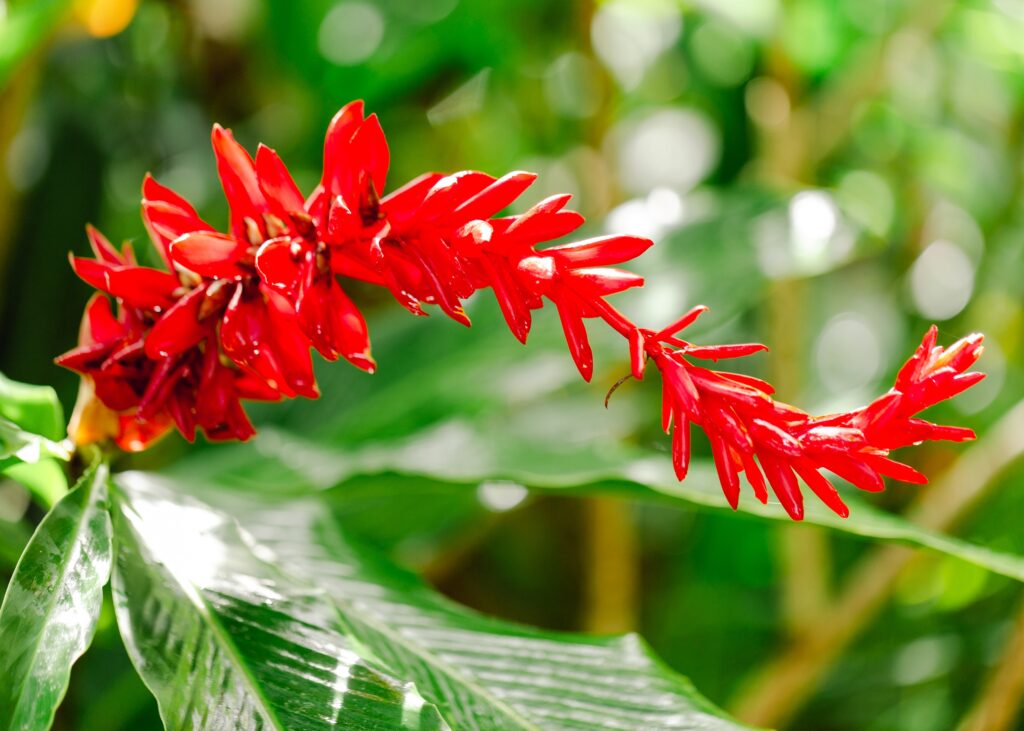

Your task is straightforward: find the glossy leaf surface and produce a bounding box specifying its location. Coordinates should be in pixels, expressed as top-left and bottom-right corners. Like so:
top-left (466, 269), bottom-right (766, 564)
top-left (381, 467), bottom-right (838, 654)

top-left (118, 471), bottom-right (756, 730)
top-left (0, 462), bottom-right (112, 731)
top-left (111, 472), bottom-right (449, 731)
top-left (0, 418), bottom-right (71, 465)
top-left (0, 373), bottom-right (70, 504)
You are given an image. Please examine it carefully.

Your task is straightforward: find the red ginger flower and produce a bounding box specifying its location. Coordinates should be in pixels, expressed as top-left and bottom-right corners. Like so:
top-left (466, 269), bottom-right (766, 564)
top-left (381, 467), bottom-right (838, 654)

top-left (57, 227), bottom-right (278, 450)
top-left (637, 309), bottom-right (983, 520)
top-left (57, 99), bottom-right (985, 520)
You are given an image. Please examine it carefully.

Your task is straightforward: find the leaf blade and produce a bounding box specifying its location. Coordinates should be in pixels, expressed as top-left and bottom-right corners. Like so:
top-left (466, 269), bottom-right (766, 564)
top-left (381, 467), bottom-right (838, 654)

top-left (171, 429), bottom-right (1024, 585)
top-left (122, 471), bottom-right (757, 731)
top-left (0, 461), bottom-right (113, 731)
top-left (111, 472), bottom-right (449, 731)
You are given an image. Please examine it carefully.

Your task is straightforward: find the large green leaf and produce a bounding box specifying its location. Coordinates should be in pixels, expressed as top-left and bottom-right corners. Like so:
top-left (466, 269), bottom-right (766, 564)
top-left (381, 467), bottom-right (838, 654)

top-left (171, 424), bottom-right (1024, 584)
top-left (117, 471), bottom-right (756, 731)
top-left (110, 473), bottom-right (449, 731)
top-left (0, 461), bottom-right (112, 731)
top-left (0, 516), bottom-right (32, 570)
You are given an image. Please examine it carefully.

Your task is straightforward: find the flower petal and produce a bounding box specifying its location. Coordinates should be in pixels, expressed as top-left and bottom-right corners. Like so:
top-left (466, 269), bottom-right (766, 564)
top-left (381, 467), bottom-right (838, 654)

top-left (760, 454), bottom-right (804, 520)
top-left (547, 235), bottom-right (654, 267)
top-left (793, 460), bottom-right (849, 518)
top-left (569, 268), bottom-right (645, 297)
top-left (352, 114), bottom-right (389, 199)
top-left (142, 174), bottom-right (214, 266)
top-left (145, 286), bottom-right (208, 359)
top-left (295, 271), bottom-right (375, 373)
top-left (552, 292), bottom-right (593, 382)
top-left (170, 232), bottom-right (251, 279)
top-left (85, 225), bottom-right (121, 264)
top-left (450, 171), bottom-right (536, 223)
top-left (322, 100), bottom-right (365, 199)
top-left (256, 144), bottom-right (306, 214)
top-left (263, 287), bottom-right (318, 399)
top-left (212, 124), bottom-right (267, 240)
top-left (380, 172), bottom-right (445, 218)
top-left (255, 237), bottom-right (303, 294)
top-left (104, 266), bottom-right (180, 310)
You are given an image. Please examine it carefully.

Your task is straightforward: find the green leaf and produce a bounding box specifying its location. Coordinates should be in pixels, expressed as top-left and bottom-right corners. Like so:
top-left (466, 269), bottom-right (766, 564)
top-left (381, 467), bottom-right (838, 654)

top-left (0, 461), bottom-right (113, 731)
top-left (1, 460), bottom-right (69, 509)
top-left (118, 471), bottom-right (757, 731)
top-left (0, 516), bottom-right (32, 570)
top-left (0, 374), bottom-right (70, 505)
top-left (0, 418), bottom-right (71, 465)
top-left (172, 426), bottom-right (1024, 585)
top-left (110, 473), bottom-right (450, 731)
top-left (0, 372), bottom-right (65, 442)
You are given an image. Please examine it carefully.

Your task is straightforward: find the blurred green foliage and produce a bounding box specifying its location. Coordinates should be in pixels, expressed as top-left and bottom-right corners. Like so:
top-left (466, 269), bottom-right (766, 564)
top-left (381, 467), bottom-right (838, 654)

top-left (2, 0), bottom-right (1024, 729)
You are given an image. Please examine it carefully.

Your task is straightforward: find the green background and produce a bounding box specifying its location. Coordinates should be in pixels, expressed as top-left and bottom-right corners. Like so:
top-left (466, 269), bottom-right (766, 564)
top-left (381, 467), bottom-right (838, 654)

top-left (1, 0), bottom-right (1023, 729)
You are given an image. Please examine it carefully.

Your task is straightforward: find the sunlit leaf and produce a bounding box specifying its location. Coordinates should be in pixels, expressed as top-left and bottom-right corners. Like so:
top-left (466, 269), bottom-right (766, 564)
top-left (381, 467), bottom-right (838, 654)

top-left (111, 472), bottom-right (450, 731)
top-left (0, 461), bottom-right (112, 731)
top-left (117, 471), bottom-right (757, 730)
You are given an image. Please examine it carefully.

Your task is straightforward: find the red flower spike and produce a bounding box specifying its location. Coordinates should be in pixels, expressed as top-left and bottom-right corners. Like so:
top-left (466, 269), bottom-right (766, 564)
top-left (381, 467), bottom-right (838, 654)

top-left (639, 319), bottom-right (983, 518)
top-left (56, 100), bottom-right (986, 522)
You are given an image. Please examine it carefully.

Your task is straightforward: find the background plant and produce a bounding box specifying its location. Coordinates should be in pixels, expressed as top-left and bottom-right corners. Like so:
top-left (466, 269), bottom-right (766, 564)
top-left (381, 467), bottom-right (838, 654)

top-left (1, 1), bottom-right (1024, 730)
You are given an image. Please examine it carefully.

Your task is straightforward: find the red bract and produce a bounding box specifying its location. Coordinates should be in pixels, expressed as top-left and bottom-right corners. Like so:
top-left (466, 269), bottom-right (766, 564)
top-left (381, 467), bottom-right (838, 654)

top-left (639, 310), bottom-right (983, 520)
top-left (57, 100), bottom-right (985, 520)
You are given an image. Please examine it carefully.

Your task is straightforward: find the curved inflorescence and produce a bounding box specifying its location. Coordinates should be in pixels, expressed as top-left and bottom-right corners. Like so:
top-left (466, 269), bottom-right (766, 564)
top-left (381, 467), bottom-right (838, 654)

top-left (57, 100), bottom-right (985, 520)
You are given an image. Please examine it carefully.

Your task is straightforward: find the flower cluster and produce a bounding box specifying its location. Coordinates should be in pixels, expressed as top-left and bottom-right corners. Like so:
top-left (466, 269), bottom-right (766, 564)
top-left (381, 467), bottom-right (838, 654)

top-left (58, 100), bottom-right (984, 519)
